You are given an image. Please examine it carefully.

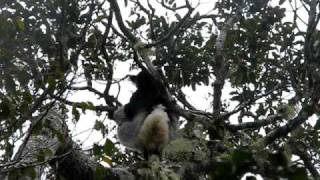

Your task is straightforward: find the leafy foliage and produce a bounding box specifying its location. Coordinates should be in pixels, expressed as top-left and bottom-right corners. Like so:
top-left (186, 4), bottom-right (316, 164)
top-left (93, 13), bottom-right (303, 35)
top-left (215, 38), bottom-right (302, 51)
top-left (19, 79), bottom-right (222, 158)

top-left (1, 0), bottom-right (320, 179)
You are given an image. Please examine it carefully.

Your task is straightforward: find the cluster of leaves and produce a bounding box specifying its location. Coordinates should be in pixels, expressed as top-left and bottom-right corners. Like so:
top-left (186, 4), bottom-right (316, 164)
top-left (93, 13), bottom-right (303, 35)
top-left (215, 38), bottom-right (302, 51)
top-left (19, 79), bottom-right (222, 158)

top-left (1, 0), bottom-right (320, 179)
top-left (210, 148), bottom-right (308, 180)
top-left (0, 0), bottom-right (96, 163)
top-left (225, 1), bottom-right (300, 104)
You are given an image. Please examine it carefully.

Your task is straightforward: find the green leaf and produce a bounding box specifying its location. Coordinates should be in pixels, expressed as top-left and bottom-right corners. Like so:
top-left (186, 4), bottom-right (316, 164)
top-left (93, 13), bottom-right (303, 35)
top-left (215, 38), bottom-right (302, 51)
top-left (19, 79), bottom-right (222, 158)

top-left (21, 167), bottom-right (36, 179)
top-left (287, 167), bottom-right (308, 180)
top-left (9, 167), bottom-right (37, 180)
top-left (314, 118), bottom-right (320, 130)
top-left (15, 17), bottom-right (25, 31)
top-left (175, 14), bottom-right (181, 21)
top-left (279, 0), bottom-right (286, 5)
top-left (103, 139), bottom-right (115, 156)
top-left (50, 127), bottom-right (66, 144)
top-left (93, 143), bottom-right (103, 156)
top-left (32, 120), bottom-right (43, 136)
top-left (47, 76), bottom-right (57, 90)
top-left (72, 106), bottom-right (80, 122)
top-left (129, 17), bottom-right (146, 29)
top-left (256, 103), bottom-right (266, 115)
top-left (17, 70), bottom-right (30, 87)
top-left (94, 121), bottom-right (104, 130)
top-left (37, 148), bottom-right (53, 161)
top-left (0, 100), bottom-right (11, 119)
top-left (231, 149), bottom-right (253, 167)
top-left (77, 102), bottom-right (95, 112)
top-left (87, 34), bottom-right (97, 48)
top-left (95, 166), bottom-right (109, 179)
top-left (22, 91), bottom-right (33, 104)
top-left (8, 170), bottom-right (20, 180)
top-left (277, 104), bottom-right (296, 119)
top-left (94, 121), bottom-right (107, 137)
top-left (4, 75), bottom-right (16, 93)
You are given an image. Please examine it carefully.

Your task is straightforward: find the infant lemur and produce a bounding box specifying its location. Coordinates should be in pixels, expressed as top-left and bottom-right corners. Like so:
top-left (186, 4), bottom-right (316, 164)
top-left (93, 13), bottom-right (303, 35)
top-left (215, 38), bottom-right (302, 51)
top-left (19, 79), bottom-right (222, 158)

top-left (111, 70), bottom-right (175, 158)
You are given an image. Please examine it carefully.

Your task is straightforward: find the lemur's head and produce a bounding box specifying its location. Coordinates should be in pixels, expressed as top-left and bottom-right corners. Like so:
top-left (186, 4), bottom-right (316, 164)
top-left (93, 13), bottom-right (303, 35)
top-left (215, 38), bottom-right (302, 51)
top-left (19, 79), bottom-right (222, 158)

top-left (129, 71), bottom-right (158, 93)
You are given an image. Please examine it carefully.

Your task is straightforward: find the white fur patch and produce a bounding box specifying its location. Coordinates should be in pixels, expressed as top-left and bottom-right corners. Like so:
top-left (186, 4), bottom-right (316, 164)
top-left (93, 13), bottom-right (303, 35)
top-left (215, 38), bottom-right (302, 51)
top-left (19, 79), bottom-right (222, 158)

top-left (137, 105), bottom-right (170, 151)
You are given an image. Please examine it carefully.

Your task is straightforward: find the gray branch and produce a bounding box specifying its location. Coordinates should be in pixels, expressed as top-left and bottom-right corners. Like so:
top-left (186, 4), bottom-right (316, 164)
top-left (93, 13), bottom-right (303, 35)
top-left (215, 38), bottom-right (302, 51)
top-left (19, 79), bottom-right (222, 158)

top-left (212, 4), bottom-right (244, 116)
top-left (0, 108), bottom-right (133, 180)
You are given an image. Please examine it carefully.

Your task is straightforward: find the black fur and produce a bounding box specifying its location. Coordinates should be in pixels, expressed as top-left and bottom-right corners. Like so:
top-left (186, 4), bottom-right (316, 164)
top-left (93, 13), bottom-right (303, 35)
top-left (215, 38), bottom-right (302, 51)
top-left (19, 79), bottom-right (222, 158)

top-left (124, 70), bottom-right (169, 120)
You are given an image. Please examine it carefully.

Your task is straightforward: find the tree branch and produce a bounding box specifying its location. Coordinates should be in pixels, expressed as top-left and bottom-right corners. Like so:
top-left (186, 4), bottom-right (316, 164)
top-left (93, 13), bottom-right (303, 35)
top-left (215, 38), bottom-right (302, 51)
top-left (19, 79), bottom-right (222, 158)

top-left (262, 104), bottom-right (314, 146)
top-left (0, 108), bottom-right (134, 179)
top-left (144, 6), bottom-right (194, 48)
top-left (175, 89), bottom-right (197, 110)
top-left (69, 86), bottom-right (105, 98)
top-left (212, 4), bottom-right (244, 116)
top-left (289, 140), bottom-right (320, 179)
top-left (221, 83), bottom-right (282, 119)
top-left (227, 115), bottom-right (283, 131)
top-left (52, 95), bottom-right (115, 112)
top-left (109, 0), bottom-right (138, 44)
top-left (155, 0), bottom-right (189, 11)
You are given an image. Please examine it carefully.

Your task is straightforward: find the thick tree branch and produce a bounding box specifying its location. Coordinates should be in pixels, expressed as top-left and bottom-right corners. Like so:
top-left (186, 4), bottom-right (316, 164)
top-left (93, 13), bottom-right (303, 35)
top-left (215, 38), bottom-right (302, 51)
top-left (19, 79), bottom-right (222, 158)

top-left (101, 10), bottom-right (119, 108)
top-left (13, 87), bottom-right (59, 162)
top-left (175, 106), bottom-right (215, 127)
top-left (289, 140), bottom-right (320, 179)
top-left (0, 108), bottom-right (97, 179)
top-left (175, 89), bottom-right (197, 110)
top-left (212, 4), bottom-right (244, 116)
top-left (262, 104), bottom-right (314, 146)
top-left (304, 0), bottom-right (319, 75)
top-left (133, 0), bottom-right (157, 40)
top-left (0, 108), bottom-right (134, 179)
top-left (109, 0), bottom-right (160, 77)
top-left (227, 115), bottom-right (283, 131)
top-left (109, 0), bottom-right (138, 44)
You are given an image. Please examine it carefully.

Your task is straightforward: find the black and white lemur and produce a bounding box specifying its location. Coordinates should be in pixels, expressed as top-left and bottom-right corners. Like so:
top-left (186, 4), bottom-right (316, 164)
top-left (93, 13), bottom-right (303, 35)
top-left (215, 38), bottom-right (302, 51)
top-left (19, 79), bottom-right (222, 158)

top-left (110, 70), bottom-right (176, 158)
